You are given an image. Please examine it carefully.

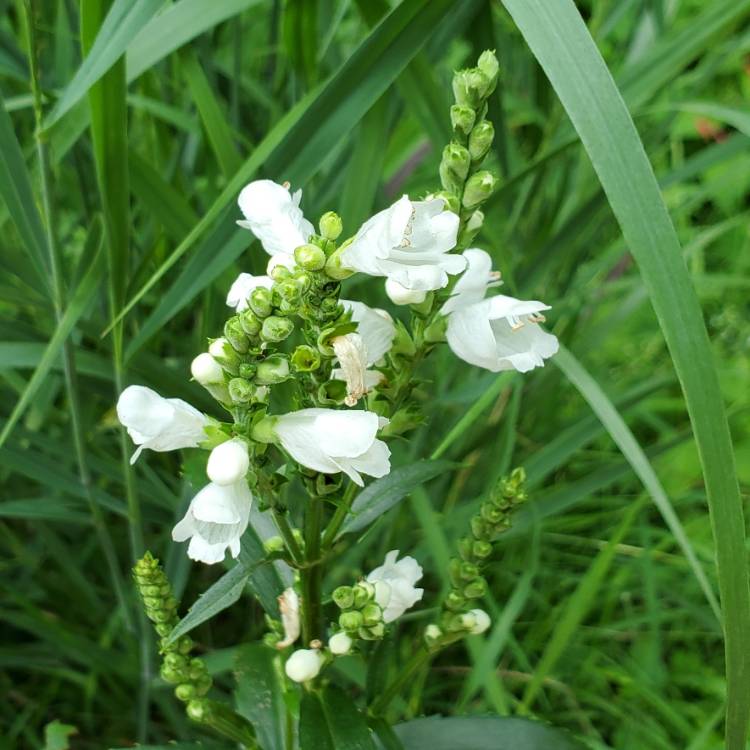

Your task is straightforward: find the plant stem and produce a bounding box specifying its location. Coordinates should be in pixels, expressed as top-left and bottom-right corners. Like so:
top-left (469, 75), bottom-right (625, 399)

top-left (320, 482), bottom-right (357, 549)
top-left (369, 646), bottom-right (434, 716)
top-left (301, 495), bottom-right (324, 644)
top-left (273, 507), bottom-right (304, 565)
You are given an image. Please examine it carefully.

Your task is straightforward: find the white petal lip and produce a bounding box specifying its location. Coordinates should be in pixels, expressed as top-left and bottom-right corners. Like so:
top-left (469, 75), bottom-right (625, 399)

top-left (226, 273), bottom-right (273, 311)
top-left (116, 385), bottom-right (208, 464)
top-left (442, 248), bottom-right (502, 315)
top-left (366, 550), bottom-right (424, 623)
top-left (341, 299), bottom-right (396, 365)
top-left (237, 179), bottom-right (314, 257)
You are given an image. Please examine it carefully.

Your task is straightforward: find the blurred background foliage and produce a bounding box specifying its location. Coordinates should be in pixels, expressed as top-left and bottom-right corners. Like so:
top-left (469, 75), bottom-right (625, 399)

top-left (0, 0), bottom-right (749, 748)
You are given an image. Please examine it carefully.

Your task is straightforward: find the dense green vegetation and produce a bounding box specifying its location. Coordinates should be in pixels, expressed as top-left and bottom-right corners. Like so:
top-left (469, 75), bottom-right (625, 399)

top-left (1, 1), bottom-right (749, 748)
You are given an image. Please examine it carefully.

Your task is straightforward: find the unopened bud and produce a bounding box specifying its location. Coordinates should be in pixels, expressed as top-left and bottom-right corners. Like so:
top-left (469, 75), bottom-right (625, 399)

top-left (452, 68), bottom-right (490, 108)
top-left (450, 104), bottom-right (476, 137)
top-left (361, 603), bottom-right (383, 627)
top-left (462, 171), bottom-right (497, 208)
top-left (464, 579), bottom-right (487, 599)
top-left (469, 120), bottom-right (494, 162)
top-left (270, 263), bottom-right (293, 282)
top-left (238, 362), bottom-right (256, 380)
top-left (445, 590), bottom-right (466, 612)
top-left (424, 624), bottom-right (443, 647)
top-left (239, 309), bottom-right (262, 336)
top-left (207, 439), bottom-right (249, 485)
top-left (249, 286), bottom-right (273, 318)
top-left (274, 279), bottom-right (301, 307)
top-left (224, 316), bottom-right (250, 353)
top-left (261, 315), bottom-right (294, 343)
top-left (440, 143), bottom-right (470, 193)
top-left (339, 610), bottom-right (363, 631)
top-left (352, 581), bottom-right (375, 608)
top-left (359, 622), bottom-right (385, 640)
top-left (319, 211), bottom-right (343, 241)
top-left (328, 631), bottom-right (353, 655)
top-left (477, 50), bottom-right (499, 93)
top-left (467, 608), bottom-right (491, 634)
top-left (291, 344), bottom-right (321, 372)
top-left (263, 536), bottom-right (285, 554)
top-left (294, 243), bottom-right (326, 271)
top-left (333, 585), bottom-right (355, 609)
top-left (228, 377), bottom-right (253, 404)
top-left (255, 354), bottom-right (290, 385)
top-left (175, 683), bottom-right (195, 702)
top-left (325, 245), bottom-right (355, 280)
top-left (186, 699), bottom-right (207, 722)
top-left (191, 352), bottom-right (230, 402)
top-left (208, 337), bottom-right (240, 375)
top-left (473, 540), bottom-right (492, 559)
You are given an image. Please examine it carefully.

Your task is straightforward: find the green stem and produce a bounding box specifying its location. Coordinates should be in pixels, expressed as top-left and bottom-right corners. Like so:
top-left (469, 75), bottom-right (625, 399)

top-left (301, 495), bottom-right (324, 644)
top-left (321, 482), bottom-right (357, 549)
top-left (369, 646), bottom-right (434, 716)
top-left (273, 507), bottom-right (304, 565)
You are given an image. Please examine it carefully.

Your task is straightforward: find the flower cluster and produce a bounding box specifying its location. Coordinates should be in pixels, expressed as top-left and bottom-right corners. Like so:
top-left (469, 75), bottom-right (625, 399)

top-left (118, 50), bottom-right (557, 709)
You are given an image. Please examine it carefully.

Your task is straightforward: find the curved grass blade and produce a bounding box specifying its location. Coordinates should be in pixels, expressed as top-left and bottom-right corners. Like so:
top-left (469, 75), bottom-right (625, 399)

top-left (499, 2), bottom-right (750, 744)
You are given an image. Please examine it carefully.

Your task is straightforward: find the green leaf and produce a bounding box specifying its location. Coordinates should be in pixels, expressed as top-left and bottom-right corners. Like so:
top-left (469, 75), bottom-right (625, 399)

top-left (499, 1), bottom-right (750, 745)
top-left (44, 0), bottom-right (163, 130)
top-left (0, 237), bottom-right (103, 447)
top-left (300, 686), bottom-right (376, 750)
top-left (0, 92), bottom-right (49, 294)
top-left (234, 644), bottom-right (287, 750)
top-left (391, 716), bottom-right (584, 749)
top-left (338, 459), bottom-right (454, 537)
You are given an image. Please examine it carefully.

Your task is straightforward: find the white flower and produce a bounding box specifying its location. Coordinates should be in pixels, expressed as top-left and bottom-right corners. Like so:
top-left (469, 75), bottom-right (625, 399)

top-left (331, 300), bottom-right (396, 406)
top-left (341, 195), bottom-right (464, 291)
top-left (207, 439), bottom-right (249, 485)
top-left (443, 248), bottom-right (558, 373)
top-left (285, 648), bottom-right (323, 683)
top-left (191, 352), bottom-right (224, 385)
top-left (172, 480), bottom-right (253, 564)
top-left (466, 608), bottom-right (491, 635)
top-left (237, 180), bottom-right (314, 268)
top-left (367, 550), bottom-right (424, 623)
top-left (272, 408), bottom-right (390, 486)
top-left (276, 587), bottom-right (301, 649)
top-left (116, 385), bottom-right (208, 464)
top-left (328, 631), bottom-right (353, 656)
top-left (385, 278), bottom-right (427, 306)
top-left (226, 273), bottom-right (273, 312)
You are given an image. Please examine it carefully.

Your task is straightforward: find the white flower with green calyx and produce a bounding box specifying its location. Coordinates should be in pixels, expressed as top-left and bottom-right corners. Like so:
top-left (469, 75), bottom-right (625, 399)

top-left (465, 608), bottom-right (491, 635)
top-left (206, 438), bottom-right (249, 485)
top-left (226, 273), bottom-right (273, 312)
top-left (366, 550), bottom-right (424, 623)
top-left (340, 195), bottom-right (464, 292)
top-left (116, 385), bottom-right (209, 464)
top-left (172, 479), bottom-right (253, 564)
top-left (332, 300), bottom-right (396, 406)
top-left (254, 408), bottom-right (390, 486)
top-left (442, 248), bottom-right (558, 373)
top-left (237, 179), bottom-right (314, 274)
top-left (276, 587), bottom-right (301, 649)
top-left (328, 631), bottom-right (353, 656)
top-left (285, 648), bottom-right (324, 683)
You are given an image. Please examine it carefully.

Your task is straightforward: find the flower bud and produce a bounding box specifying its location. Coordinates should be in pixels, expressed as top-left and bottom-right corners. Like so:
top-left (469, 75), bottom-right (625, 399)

top-left (249, 286), bottom-right (273, 318)
top-left (175, 683), bottom-right (196, 702)
top-left (228, 377), bottom-right (254, 404)
top-left (263, 535), bottom-right (284, 554)
top-left (319, 211), bottom-right (343, 241)
top-left (207, 439), bottom-right (249, 485)
top-left (458, 209), bottom-right (484, 248)
top-left (208, 338), bottom-right (240, 375)
top-left (450, 104), bottom-right (476, 137)
top-left (480, 500), bottom-right (504, 524)
top-left (424, 315), bottom-right (447, 344)
top-left (238, 363), bottom-right (257, 380)
top-left (385, 278), bottom-right (427, 306)
top-left (294, 243), bottom-right (326, 271)
top-left (270, 263), bottom-right (293, 282)
top-left (160, 664), bottom-right (183, 684)
top-left (352, 581), bottom-right (375, 608)
top-left (328, 631), bottom-right (353, 656)
top-left (452, 68), bottom-right (490, 108)
top-left (467, 608), bottom-right (491, 634)
top-left (380, 405), bottom-right (423, 437)
top-left (274, 279), bottom-right (301, 307)
top-left (462, 171), bottom-right (497, 208)
top-left (477, 50), bottom-right (499, 93)
top-left (195, 674), bottom-right (212, 695)
top-left (359, 622), bottom-right (385, 640)
top-left (186, 699), bottom-right (207, 722)
top-left (333, 585), bottom-right (355, 609)
top-left (471, 516), bottom-right (492, 541)
top-left (439, 143), bottom-right (471, 192)
top-left (473, 540), bottom-right (492, 559)
top-left (469, 120), bottom-right (494, 162)
top-left (261, 315), bottom-right (294, 343)
top-left (239, 309), bottom-right (262, 337)
top-left (223, 316), bottom-right (250, 354)
top-left (424, 624), bottom-right (443, 647)
top-left (285, 648), bottom-right (323, 683)
top-left (255, 354), bottom-right (290, 385)
top-left (464, 579), bottom-right (487, 599)
top-left (445, 590), bottom-right (466, 612)
top-left (325, 246), bottom-right (355, 280)
top-left (339, 610), bottom-right (364, 631)
top-left (291, 344), bottom-right (321, 372)
top-left (191, 353), bottom-right (230, 402)
top-left (361, 603), bottom-right (383, 627)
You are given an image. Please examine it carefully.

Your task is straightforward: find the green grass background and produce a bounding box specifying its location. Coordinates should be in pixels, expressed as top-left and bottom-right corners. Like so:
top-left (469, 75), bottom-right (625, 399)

top-left (1, 0), bottom-right (749, 748)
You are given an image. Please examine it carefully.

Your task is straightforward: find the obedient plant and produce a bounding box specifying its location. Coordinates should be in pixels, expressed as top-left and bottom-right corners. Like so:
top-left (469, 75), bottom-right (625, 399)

top-left (123, 51), bottom-right (559, 747)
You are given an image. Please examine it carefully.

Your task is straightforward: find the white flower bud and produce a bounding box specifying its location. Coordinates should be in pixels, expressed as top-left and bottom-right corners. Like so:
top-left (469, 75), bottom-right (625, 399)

top-left (385, 278), bottom-right (427, 306)
top-left (207, 439), bottom-right (249, 485)
top-left (191, 353), bottom-right (223, 386)
top-left (467, 608), bottom-right (491, 635)
top-left (328, 632), bottom-right (353, 656)
top-left (285, 649), bottom-right (323, 683)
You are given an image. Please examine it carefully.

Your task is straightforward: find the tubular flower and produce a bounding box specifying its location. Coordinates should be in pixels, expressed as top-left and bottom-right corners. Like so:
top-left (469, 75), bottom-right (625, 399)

top-left (271, 408), bottom-right (390, 486)
top-left (206, 439), bottom-right (250, 485)
top-left (172, 480), bottom-right (252, 564)
top-left (116, 385), bottom-right (209, 464)
top-left (340, 195), bottom-right (464, 292)
top-left (442, 248), bottom-right (558, 373)
top-left (366, 550), bottom-right (424, 623)
top-left (285, 649), bottom-right (323, 683)
top-left (237, 179), bottom-right (314, 272)
top-left (226, 273), bottom-right (273, 312)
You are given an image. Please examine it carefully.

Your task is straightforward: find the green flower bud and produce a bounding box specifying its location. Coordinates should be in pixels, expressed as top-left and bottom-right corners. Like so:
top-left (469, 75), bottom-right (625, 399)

top-left (294, 243), bottom-right (326, 271)
top-left (186, 699), bottom-right (207, 722)
top-left (471, 516), bottom-right (491, 540)
top-left (160, 665), bottom-right (182, 684)
top-left (424, 624), bottom-right (443, 647)
top-left (224, 316), bottom-right (250, 354)
top-left (445, 590), bottom-right (466, 612)
top-left (424, 314), bottom-right (448, 344)
top-left (352, 581), bottom-right (375, 609)
top-left (339, 610), bottom-right (364, 631)
top-left (480, 500), bottom-right (504, 525)
top-left (249, 286), bottom-right (273, 318)
top-left (239, 309), bottom-right (262, 336)
top-left (261, 315), bottom-right (294, 343)
top-left (439, 143), bottom-right (471, 193)
top-left (460, 561), bottom-right (480, 581)
top-left (359, 622), bottom-right (385, 640)
top-left (469, 120), bottom-right (494, 162)
top-left (333, 585), bottom-right (355, 610)
top-left (270, 264), bottom-right (293, 282)
top-left (256, 355), bottom-right (290, 385)
top-left (472, 540), bottom-right (493, 559)
top-left (361, 603), bottom-right (383, 627)
top-left (175, 683), bottom-right (196, 702)
top-left (452, 68), bottom-right (490, 108)
top-left (250, 415), bottom-right (277, 444)
top-left (238, 363), bottom-right (257, 380)
top-left (324, 246), bottom-right (354, 280)
top-left (155, 623), bottom-right (172, 637)
top-left (462, 170), bottom-right (497, 208)
top-left (380, 405), bottom-right (424, 437)
top-left (464, 579), bottom-right (487, 599)
top-left (477, 50), bottom-right (500, 93)
top-left (458, 209), bottom-right (484, 248)
top-left (208, 338), bottom-right (240, 375)
top-left (319, 211), bottom-right (343, 241)
top-left (163, 652), bottom-right (188, 671)
top-left (294, 270), bottom-right (313, 292)
top-left (291, 344), bottom-right (321, 372)
top-left (425, 189), bottom-right (460, 214)
top-left (274, 279), bottom-right (301, 306)
top-left (450, 104), bottom-right (476, 137)
top-left (194, 674), bottom-right (212, 695)
top-left (177, 636), bottom-right (194, 655)
top-left (228, 377), bottom-right (254, 404)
